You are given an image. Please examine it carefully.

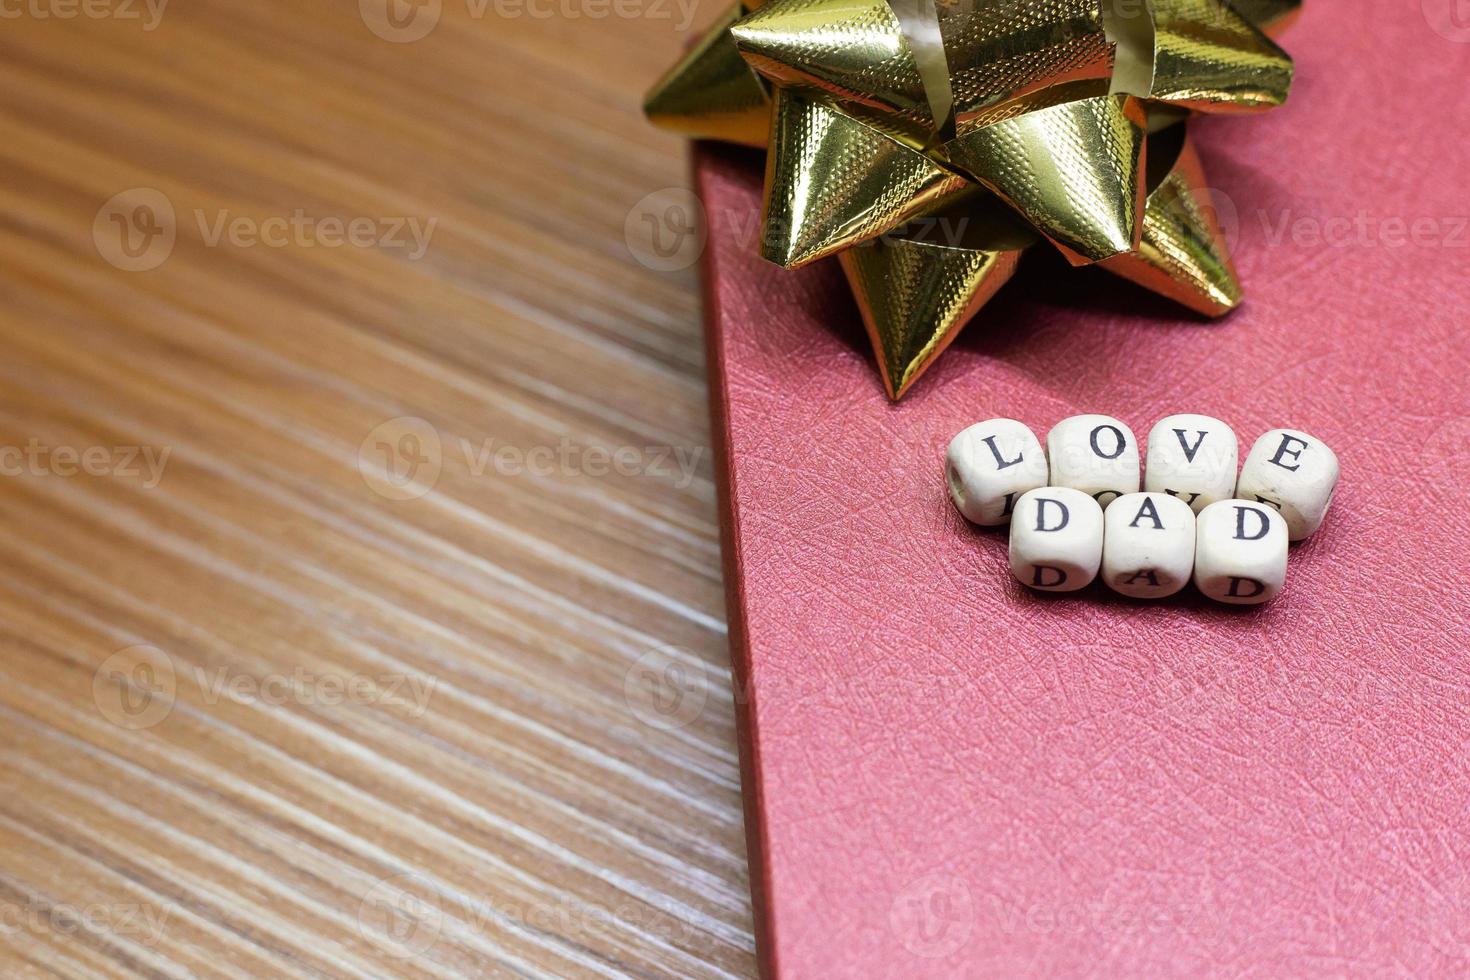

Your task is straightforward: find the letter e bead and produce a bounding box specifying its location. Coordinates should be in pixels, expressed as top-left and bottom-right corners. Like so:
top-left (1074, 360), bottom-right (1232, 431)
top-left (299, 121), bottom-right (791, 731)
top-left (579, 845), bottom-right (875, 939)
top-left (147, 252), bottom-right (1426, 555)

top-left (1009, 487), bottom-right (1104, 592)
top-left (1144, 414), bottom-right (1238, 513)
top-left (946, 419), bottom-right (1049, 525)
top-left (1194, 500), bottom-right (1288, 604)
top-left (1102, 492), bottom-right (1196, 598)
top-left (1046, 415), bottom-right (1140, 508)
top-left (1236, 428), bottom-right (1340, 541)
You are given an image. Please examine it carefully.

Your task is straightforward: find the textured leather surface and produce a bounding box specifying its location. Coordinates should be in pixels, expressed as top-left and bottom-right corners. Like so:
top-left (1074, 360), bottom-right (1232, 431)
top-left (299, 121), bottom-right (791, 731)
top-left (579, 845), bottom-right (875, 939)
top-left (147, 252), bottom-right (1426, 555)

top-left (695, 4), bottom-right (1470, 975)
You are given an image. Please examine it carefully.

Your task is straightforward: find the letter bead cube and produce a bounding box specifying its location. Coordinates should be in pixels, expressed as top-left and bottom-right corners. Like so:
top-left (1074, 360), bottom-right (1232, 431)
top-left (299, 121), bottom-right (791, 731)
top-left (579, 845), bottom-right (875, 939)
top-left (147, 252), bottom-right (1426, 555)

top-left (946, 419), bottom-right (1049, 525)
top-left (1193, 500), bottom-right (1288, 604)
top-left (1101, 492), bottom-right (1197, 598)
top-left (1235, 428), bottom-right (1340, 541)
top-left (1046, 414), bottom-right (1140, 508)
top-left (1143, 413), bottom-right (1238, 513)
top-left (1009, 487), bottom-right (1104, 592)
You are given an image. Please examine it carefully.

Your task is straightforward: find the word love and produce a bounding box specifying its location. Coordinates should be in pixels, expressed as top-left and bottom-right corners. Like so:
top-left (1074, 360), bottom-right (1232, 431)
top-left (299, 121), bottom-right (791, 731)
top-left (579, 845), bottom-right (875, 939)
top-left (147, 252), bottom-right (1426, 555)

top-left (946, 415), bottom-right (1340, 604)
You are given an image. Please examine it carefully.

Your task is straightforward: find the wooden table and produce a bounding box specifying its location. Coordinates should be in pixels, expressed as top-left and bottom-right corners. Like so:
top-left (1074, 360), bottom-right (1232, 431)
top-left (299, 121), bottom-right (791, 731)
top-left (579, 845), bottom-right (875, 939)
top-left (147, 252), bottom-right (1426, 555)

top-left (0, 1), bottom-right (752, 975)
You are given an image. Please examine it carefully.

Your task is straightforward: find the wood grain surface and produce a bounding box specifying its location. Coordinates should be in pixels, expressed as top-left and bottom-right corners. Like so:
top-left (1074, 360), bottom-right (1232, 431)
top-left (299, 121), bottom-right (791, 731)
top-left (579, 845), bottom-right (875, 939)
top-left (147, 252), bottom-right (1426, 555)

top-left (0, 0), bottom-right (752, 976)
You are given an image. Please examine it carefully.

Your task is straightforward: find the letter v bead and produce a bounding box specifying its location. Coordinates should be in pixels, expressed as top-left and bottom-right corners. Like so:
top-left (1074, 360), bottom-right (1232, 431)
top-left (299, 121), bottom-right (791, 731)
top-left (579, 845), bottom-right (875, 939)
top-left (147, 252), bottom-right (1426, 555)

top-left (1144, 414), bottom-right (1238, 514)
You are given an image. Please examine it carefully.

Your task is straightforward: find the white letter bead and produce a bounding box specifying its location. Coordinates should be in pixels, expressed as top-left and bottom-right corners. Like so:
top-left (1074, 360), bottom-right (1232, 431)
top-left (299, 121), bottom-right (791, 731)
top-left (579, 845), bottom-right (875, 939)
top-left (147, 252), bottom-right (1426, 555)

top-left (1143, 414), bottom-right (1238, 513)
top-left (946, 419), bottom-right (1049, 525)
top-left (1046, 414), bottom-right (1140, 508)
top-left (1009, 487), bottom-right (1104, 592)
top-left (1193, 500), bottom-right (1288, 604)
top-left (1235, 428), bottom-right (1340, 541)
top-left (1101, 492), bottom-right (1197, 598)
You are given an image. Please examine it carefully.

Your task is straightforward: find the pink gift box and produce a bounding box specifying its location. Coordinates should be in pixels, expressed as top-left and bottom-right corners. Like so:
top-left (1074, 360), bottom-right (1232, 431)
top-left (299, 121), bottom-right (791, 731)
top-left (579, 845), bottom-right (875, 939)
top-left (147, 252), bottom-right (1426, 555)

top-left (693, 3), bottom-right (1470, 974)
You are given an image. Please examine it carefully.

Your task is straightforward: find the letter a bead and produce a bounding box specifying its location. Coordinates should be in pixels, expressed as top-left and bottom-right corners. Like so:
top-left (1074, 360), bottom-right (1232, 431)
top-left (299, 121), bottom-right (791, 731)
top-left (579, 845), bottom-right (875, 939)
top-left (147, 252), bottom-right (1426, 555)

top-left (1101, 492), bottom-right (1197, 598)
top-left (1009, 487), bottom-right (1104, 592)
top-left (1193, 500), bottom-right (1288, 604)
top-left (1143, 414), bottom-right (1238, 513)
top-left (1046, 415), bottom-right (1140, 508)
top-left (946, 419), bottom-right (1049, 525)
top-left (1235, 428), bottom-right (1340, 541)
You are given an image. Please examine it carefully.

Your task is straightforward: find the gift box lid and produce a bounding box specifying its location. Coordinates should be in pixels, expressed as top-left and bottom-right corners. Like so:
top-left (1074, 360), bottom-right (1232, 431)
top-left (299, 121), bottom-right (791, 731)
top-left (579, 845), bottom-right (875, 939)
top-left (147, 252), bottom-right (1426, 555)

top-left (695, 4), bottom-right (1470, 972)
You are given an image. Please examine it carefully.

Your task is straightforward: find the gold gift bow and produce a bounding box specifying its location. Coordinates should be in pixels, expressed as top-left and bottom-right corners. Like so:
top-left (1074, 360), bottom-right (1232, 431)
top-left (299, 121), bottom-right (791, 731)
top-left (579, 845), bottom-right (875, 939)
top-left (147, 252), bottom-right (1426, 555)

top-left (646, 0), bottom-right (1300, 398)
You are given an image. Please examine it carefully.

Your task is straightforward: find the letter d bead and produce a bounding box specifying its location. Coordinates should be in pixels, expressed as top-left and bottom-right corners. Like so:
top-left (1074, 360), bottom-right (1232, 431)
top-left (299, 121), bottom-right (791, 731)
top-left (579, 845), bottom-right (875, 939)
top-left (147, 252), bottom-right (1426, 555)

top-left (1009, 487), bottom-right (1104, 592)
top-left (1193, 500), bottom-right (1288, 604)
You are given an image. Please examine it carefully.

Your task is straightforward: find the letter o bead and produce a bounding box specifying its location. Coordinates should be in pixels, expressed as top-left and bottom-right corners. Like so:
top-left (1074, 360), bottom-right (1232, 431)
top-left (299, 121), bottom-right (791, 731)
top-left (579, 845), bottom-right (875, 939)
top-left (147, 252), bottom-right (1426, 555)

top-left (1009, 487), bottom-right (1104, 592)
top-left (1101, 492), bottom-right (1197, 598)
top-left (1143, 414), bottom-right (1238, 513)
top-left (946, 419), bottom-right (1049, 525)
top-left (1235, 428), bottom-right (1340, 541)
top-left (1046, 414), bottom-right (1140, 508)
top-left (1193, 500), bottom-right (1288, 605)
